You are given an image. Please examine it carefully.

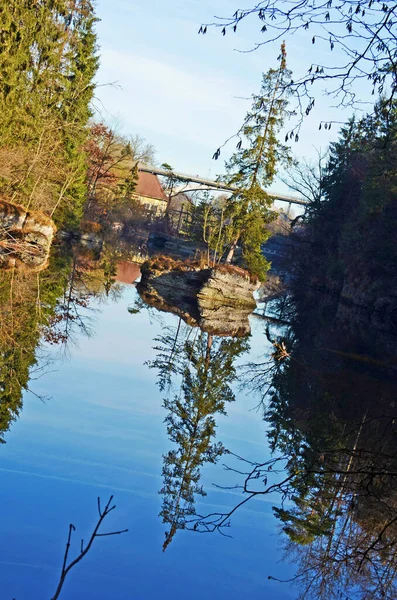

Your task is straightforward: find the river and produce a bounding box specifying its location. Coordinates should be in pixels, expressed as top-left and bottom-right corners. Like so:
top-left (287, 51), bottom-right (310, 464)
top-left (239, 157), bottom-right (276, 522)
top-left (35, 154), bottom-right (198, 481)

top-left (0, 243), bottom-right (396, 600)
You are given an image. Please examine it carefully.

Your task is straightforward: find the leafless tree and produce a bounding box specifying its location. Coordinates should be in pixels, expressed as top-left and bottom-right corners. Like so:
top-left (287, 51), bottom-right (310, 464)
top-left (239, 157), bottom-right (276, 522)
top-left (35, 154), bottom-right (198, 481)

top-left (184, 429), bottom-right (397, 599)
top-left (282, 150), bottom-right (327, 203)
top-left (199, 1), bottom-right (397, 130)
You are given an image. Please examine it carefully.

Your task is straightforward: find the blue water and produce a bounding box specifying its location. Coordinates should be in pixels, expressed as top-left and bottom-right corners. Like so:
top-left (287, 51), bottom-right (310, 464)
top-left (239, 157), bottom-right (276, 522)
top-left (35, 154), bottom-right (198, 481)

top-left (0, 284), bottom-right (295, 599)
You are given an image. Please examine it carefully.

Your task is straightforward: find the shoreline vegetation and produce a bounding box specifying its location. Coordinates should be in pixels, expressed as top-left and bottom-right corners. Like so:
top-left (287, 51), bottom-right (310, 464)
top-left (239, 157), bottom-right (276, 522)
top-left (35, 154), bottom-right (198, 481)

top-left (0, 2), bottom-right (395, 313)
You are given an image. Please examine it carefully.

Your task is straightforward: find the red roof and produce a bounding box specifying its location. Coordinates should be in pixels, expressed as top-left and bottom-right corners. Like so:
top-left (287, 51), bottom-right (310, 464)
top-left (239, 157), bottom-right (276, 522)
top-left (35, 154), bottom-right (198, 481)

top-left (115, 261), bottom-right (141, 284)
top-left (135, 172), bottom-right (167, 202)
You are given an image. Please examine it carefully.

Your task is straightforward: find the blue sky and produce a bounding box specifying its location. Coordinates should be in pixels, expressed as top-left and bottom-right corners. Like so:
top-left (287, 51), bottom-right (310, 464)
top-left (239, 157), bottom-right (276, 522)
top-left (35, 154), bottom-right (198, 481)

top-left (93, 0), bottom-right (364, 190)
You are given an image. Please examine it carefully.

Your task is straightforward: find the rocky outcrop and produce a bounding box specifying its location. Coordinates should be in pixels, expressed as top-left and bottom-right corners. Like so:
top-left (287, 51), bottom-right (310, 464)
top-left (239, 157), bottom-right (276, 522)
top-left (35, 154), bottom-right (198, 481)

top-left (0, 199), bottom-right (56, 271)
top-left (197, 267), bottom-right (259, 308)
top-left (337, 270), bottom-right (397, 331)
top-left (137, 256), bottom-right (259, 337)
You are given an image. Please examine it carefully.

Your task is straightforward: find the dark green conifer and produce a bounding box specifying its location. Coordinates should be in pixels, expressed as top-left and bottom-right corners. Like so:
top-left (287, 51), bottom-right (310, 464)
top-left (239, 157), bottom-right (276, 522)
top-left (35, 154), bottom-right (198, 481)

top-left (223, 43), bottom-right (292, 279)
top-left (0, 1), bottom-right (98, 224)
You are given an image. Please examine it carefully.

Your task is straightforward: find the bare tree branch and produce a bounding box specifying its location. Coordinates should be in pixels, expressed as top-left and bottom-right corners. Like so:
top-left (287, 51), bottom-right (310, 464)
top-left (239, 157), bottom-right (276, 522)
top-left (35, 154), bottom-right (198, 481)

top-left (199, 1), bottom-right (397, 129)
top-left (50, 495), bottom-right (128, 600)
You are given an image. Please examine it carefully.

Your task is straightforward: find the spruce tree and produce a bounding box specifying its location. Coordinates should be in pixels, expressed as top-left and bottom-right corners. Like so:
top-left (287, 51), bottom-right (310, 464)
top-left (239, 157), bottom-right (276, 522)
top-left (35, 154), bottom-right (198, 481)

top-left (58, 0), bottom-right (99, 224)
top-left (222, 43), bottom-right (292, 280)
top-left (0, 1), bottom-right (98, 224)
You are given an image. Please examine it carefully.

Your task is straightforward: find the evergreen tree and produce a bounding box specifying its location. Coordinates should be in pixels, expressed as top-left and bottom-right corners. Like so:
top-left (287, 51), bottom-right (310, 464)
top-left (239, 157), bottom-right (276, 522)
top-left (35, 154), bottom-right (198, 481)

top-left (56, 0), bottom-right (99, 225)
top-left (0, 1), bottom-right (99, 224)
top-left (300, 98), bottom-right (397, 298)
top-left (221, 43), bottom-right (292, 280)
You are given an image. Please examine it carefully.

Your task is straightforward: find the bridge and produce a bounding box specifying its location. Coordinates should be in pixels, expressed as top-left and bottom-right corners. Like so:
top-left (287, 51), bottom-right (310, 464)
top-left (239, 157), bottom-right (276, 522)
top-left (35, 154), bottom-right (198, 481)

top-left (138, 164), bottom-right (308, 210)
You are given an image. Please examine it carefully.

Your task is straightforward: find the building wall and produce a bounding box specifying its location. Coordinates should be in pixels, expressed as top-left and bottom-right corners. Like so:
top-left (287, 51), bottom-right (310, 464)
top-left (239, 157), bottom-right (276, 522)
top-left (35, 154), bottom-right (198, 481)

top-left (132, 194), bottom-right (167, 214)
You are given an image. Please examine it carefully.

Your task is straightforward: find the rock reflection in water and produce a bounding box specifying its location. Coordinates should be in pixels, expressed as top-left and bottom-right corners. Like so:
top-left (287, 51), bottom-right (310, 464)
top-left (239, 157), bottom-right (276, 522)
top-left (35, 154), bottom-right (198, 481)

top-left (137, 256), bottom-right (258, 337)
top-left (134, 257), bottom-right (261, 549)
top-left (3, 229), bottom-right (397, 597)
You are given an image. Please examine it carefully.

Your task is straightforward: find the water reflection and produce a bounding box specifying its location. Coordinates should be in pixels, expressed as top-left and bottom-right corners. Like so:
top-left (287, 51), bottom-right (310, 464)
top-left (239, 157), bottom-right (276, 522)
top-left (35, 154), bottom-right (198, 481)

top-left (1, 235), bottom-right (257, 558)
top-left (191, 290), bottom-right (397, 599)
top-left (43, 247), bottom-right (125, 347)
top-left (145, 320), bottom-right (250, 549)
top-left (2, 239), bottom-right (397, 599)
top-left (0, 257), bottom-right (69, 441)
top-left (0, 241), bottom-right (138, 441)
top-left (266, 295), bottom-right (397, 599)
top-left (136, 269), bottom-right (254, 337)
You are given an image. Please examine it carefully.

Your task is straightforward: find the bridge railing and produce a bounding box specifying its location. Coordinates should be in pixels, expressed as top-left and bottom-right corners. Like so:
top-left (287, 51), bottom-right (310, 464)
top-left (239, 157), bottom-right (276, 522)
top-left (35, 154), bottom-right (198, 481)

top-left (138, 164), bottom-right (308, 208)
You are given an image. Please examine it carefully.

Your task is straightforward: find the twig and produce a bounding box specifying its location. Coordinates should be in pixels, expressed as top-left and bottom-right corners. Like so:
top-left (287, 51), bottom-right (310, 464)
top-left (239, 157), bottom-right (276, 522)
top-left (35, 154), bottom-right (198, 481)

top-left (50, 495), bottom-right (128, 600)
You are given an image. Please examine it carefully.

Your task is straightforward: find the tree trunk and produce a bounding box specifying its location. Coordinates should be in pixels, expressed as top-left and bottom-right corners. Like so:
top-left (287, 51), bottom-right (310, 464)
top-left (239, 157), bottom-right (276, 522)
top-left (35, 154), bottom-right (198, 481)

top-left (205, 334), bottom-right (213, 368)
top-left (225, 239), bottom-right (238, 263)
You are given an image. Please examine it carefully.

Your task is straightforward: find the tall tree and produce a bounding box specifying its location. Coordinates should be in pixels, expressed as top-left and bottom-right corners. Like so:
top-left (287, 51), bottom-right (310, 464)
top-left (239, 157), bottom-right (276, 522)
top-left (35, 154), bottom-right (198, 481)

top-left (221, 43), bottom-right (292, 279)
top-left (0, 1), bottom-right (99, 224)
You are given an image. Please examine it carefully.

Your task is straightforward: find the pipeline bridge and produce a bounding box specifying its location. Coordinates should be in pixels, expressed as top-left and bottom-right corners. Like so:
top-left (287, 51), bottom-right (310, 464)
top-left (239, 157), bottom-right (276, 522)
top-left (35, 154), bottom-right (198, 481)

top-left (138, 164), bottom-right (308, 210)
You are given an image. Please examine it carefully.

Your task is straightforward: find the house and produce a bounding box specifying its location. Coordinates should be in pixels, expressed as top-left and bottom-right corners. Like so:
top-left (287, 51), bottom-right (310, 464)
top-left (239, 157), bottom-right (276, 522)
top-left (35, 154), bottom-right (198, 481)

top-left (132, 172), bottom-right (194, 233)
top-left (133, 171), bottom-right (168, 214)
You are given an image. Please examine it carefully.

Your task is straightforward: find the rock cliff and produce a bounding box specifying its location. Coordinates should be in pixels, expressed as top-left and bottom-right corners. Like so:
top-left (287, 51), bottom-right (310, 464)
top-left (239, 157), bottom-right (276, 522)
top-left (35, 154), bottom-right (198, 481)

top-left (137, 256), bottom-right (259, 337)
top-left (0, 199), bottom-right (56, 271)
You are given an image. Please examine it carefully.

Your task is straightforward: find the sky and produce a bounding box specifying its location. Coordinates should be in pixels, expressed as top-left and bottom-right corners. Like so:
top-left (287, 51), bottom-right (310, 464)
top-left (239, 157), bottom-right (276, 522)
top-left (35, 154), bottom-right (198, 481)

top-left (93, 0), bottom-right (364, 192)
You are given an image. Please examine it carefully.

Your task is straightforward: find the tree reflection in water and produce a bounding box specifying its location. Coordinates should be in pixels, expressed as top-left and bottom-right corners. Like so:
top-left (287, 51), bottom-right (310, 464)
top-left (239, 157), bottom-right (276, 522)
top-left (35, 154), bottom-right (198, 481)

top-left (0, 242), bottom-right (130, 442)
top-left (0, 258), bottom-right (68, 442)
top-left (187, 293), bottom-right (397, 599)
top-left (147, 321), bottom-right (249, 550)
top-left (3, 240), bottom-right (397, 597)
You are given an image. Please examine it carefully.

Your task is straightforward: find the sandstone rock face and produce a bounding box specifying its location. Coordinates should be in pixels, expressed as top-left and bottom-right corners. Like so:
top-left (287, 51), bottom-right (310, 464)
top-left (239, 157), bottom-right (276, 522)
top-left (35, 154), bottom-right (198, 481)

top-left (198, 267), bottom-right (258, 308)
top-left (137, 257), bottom-right (258, 337)
top-left (0, 200), bottom-right (27, 230)
top-left (0, 199), bottom-right (56, 271)
top-left (338, 273), bottom-right (397, 330)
